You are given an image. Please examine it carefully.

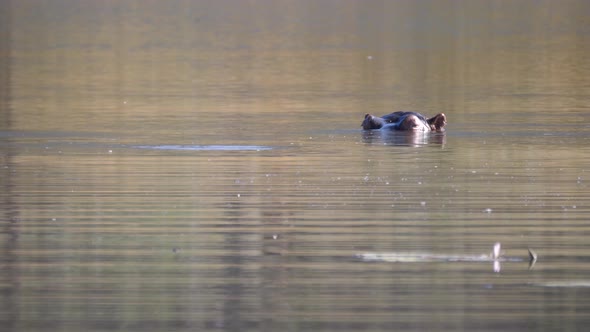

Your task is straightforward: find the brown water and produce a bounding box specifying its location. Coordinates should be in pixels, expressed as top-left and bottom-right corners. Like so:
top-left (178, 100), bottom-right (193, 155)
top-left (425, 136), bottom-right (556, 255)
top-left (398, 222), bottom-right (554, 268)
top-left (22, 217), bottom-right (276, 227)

top-left (1, 1), bottom-right (590, 331)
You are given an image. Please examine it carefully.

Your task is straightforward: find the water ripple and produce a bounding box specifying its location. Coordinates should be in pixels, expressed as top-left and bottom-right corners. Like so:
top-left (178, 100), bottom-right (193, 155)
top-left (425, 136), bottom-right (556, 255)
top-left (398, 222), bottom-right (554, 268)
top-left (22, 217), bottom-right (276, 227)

top-left (134, 144), bottom-right (274, 151)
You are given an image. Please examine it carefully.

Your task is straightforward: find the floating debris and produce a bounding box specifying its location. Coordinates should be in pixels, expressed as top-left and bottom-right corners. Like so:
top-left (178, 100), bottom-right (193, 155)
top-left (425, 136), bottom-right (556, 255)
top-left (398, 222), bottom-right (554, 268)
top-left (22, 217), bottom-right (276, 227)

top-left (357, 243), bottom-right (537, 273)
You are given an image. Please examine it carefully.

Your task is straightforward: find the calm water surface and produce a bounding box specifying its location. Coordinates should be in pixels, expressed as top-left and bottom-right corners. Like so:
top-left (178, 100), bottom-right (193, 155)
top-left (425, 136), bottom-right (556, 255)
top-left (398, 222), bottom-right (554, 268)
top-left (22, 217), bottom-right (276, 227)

top-left (1, 1), bottom-right (590, 331)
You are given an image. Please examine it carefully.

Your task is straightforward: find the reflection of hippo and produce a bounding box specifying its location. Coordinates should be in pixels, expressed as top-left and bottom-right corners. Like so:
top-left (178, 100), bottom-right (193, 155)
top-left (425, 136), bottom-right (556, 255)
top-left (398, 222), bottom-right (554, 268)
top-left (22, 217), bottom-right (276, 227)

top-left (362, 111), bottom-right (446, 132)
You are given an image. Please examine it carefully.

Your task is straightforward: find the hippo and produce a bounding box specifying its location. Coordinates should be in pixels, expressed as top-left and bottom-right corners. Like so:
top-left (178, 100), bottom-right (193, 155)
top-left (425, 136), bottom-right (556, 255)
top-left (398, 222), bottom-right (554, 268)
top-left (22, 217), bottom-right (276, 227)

top-left (362, 111), bottom-right (446, 132)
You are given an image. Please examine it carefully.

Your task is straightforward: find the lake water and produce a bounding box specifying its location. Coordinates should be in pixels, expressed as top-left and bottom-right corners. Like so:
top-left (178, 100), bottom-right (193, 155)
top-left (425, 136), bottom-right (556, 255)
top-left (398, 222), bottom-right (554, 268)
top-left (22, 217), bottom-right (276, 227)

top-left (1, 1), bottom-right (590, 331)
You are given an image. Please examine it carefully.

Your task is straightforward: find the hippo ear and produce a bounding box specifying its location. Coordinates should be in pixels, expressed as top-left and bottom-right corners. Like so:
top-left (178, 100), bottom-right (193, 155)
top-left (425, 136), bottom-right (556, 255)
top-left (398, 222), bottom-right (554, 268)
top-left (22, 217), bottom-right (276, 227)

top-left (364, 114), bottom-right (371, 119)
top-left (427, 113), bottom-right (446, 131)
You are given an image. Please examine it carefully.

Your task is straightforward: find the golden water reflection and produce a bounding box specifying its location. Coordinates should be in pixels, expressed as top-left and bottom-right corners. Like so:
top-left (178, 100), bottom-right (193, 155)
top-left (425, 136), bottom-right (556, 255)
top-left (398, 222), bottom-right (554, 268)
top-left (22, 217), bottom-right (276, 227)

top-left (1, 1), bottom-right (589, 331)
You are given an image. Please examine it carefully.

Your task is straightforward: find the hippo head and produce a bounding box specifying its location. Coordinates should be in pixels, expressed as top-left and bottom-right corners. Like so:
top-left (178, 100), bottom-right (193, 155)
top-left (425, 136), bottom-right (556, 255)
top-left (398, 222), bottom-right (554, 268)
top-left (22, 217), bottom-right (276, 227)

top-left (362, 112), bottom-right (447, 132)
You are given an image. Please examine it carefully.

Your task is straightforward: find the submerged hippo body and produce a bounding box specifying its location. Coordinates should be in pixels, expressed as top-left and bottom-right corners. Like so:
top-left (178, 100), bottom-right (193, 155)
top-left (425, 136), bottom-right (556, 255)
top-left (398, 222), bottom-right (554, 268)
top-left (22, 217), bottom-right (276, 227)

top-left (362, 111), bottom-right (446, 132)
